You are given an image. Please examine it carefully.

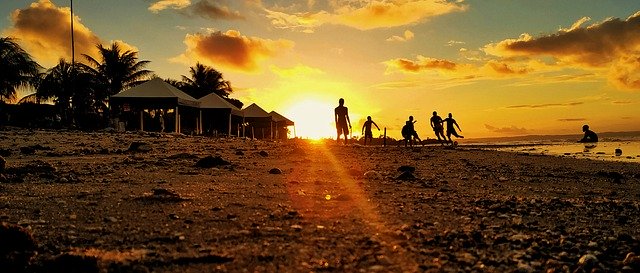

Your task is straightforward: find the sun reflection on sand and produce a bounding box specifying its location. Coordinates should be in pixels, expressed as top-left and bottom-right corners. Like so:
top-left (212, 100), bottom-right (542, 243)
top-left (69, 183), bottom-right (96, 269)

top-left (284, 140), bottom-right (418, 270)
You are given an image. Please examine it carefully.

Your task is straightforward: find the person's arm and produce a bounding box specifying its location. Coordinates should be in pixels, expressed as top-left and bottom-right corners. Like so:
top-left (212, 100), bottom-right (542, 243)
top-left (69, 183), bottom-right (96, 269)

top-left (454, 121), bottom-right (462, 131)
top-left (346, 108), bottom-right (351, 128)
top-left (362, 123), bottom-right (366, 134)
top-left (334, 109), bottom-right (338, 126)
top-left (430, 119), bottom-right (435, 129)
top-left (373, 121), bottom-right (380, 130)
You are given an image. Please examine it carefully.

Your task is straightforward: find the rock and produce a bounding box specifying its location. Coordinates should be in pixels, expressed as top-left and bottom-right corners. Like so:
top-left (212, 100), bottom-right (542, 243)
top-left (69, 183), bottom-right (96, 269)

top-left (104, 217), bottom-right (118, 223)
top-left (0, 148), bottom-right (10, 157)
top-left (396, 171), bottom-right (416, 181)
top-left (259, 151), bottom-right (269, 157)
top-left (577, 254), bottom-right (598, 269)
top-left (195, 156), bottom-right (230, 168)
top-left (615, 148), bottom-right (622, 156)
top-left (19, 146), bottom-right (36, 155)
top-left (45, 253), bottom-right (100, 273)
top-left (127, 141), bottom-right (152, 152)
top-left (624, 252), bottom-right (640, 268)
top-left (0, 222), bottom-right (38, 271)
top-left (269, 168), bottom-right (282, 174)
top-left (290, 224), bottom-right (303, 231)
top-left (397, 165), bottom-right (416, 173)
top-left (0, 156), bottom-right (5, 172)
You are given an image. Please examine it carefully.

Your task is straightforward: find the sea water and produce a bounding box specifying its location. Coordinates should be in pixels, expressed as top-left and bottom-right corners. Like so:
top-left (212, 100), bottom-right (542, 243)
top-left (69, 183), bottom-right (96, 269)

top-left (467, 133), bottom-right (640, 163)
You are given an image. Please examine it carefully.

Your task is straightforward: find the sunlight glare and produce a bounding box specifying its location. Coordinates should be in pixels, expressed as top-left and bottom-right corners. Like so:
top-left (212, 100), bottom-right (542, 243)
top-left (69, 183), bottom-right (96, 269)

top-left (285, 100), bottom-right (335, 140)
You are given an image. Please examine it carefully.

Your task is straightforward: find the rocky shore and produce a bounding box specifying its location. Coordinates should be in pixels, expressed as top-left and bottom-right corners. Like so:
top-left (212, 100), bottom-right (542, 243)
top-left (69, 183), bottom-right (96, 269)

top-left (1, 128), bottom-right (639, 272)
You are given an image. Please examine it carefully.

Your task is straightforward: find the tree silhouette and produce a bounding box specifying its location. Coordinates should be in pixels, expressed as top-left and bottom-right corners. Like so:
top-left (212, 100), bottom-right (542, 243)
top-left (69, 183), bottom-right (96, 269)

top-left (36, 60), bottom-right (96, 124)
top-left (0, 37), bottom-right (41, 102)
top-left (181, 63), bottom-right (232, 99)
top-left (83, 42), bottom-right (152, 109)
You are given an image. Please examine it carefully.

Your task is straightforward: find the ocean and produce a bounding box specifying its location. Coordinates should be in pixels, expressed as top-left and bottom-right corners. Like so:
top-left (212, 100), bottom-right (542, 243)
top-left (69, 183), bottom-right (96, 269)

top-left (464, 131), bottom-right (640, 163)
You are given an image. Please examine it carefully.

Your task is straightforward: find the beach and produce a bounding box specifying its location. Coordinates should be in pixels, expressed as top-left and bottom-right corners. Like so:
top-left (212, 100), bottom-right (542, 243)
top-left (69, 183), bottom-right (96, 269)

top-left (1, 128), bottom-right (639, 272)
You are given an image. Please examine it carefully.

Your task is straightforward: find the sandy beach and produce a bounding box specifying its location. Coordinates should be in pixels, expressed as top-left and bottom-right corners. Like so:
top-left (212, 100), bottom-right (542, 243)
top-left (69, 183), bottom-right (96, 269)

top-left (1, 128), bottom-right (639, 272)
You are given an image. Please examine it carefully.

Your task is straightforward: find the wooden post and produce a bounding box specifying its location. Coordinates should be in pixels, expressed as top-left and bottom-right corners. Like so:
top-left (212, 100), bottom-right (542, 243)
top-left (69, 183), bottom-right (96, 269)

top-left (228, 113), bottom-right (232, 136)
top-left (251, 126), bottom-right (255, 139)
top-left (175, 106), bottom-right (179, 133)
top-left (139, 110), bottom-right (144, 131)
top-left (383, 127), bottom-right (387, 147)
top-left (199, 110), bottom-right (203, 135)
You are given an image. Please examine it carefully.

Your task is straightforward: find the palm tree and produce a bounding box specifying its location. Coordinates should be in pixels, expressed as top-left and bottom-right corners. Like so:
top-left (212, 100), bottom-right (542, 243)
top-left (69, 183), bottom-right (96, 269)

top-left (36, 59), bottom-right (96, 124)
top-left (0, 37), bottom-right (41, 102)
top-left (181, 63), bottom-right (233, 99)
top-left (83, 42), bottom-right (152, 105)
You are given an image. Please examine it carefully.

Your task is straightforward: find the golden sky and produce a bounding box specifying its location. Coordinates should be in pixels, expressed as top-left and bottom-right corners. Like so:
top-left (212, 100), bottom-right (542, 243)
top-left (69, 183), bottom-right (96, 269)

top-left (2, 0), bottom-right (640, 138)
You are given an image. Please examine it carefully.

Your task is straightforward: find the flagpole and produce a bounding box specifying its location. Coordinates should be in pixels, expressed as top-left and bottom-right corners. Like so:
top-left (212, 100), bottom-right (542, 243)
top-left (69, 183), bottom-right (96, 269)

top-left (70, 0), bottom-right (75, 65)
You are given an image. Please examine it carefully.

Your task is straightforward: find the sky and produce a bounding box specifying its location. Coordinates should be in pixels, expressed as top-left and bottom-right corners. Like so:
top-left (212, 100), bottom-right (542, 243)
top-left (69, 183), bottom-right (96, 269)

top-left (2, 0), bottom-right (640, 139)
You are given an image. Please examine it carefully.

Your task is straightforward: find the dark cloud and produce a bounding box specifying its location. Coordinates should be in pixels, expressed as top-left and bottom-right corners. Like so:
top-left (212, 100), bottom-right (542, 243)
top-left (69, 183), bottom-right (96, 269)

top-left (386, 56), bottom-right (457, 73)
top-left (484, 124), bottom-right (529, 135)
top-left (507, 102), bottom-right (583, 109)
top-left (190, 0), bottom-right (244, 20)
top-left (487, 60), bottom-right (530, 75)
top-left (4, 0), bottom-right (100, 66)
top-left (557, 118), bottom-right (586, 122)
top-left (172, 30), bottom-right (294, 72)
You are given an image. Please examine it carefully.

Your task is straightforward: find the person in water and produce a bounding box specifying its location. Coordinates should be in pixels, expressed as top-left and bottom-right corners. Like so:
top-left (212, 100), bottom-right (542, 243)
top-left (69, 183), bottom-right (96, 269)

top-left (430, 111), bottom-right (446, 145)
top-left (401, 116), bottom-right (422, 147)
top-left (578, 124), bottom-right (598, 143)
top-left (361, 116), bottom-right (380, 145)
top-left (442, 113), bottom-right (464, 144)
top-left (334, 98), bottom-right (352, 144)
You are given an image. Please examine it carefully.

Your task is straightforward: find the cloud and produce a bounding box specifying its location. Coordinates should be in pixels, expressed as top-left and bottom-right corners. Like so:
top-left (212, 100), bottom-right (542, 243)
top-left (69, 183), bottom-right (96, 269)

top-left (384, 55), bottom-right (458, 72)
top-left (270, 64), bottom-right (324, 78)
top-left (149, 0), bottom-right (243, 20)
top-left (264, 0), bottom-right (467, 31)
top-left (386, 30), bottom-right (414, 42)
top-left (557, 118), bottom-right (586, 122)
top-left (446, 40), bottom-right (465, 47)
top-left (483, 12), bottom-right (640, 67)
top-left (149, 0), bottom-right (191, 12)
top-left (484, 124), bottom-right (529, 135)
top-left (189, 0), bottom-right (244, 20)
top-left (506, 102), bottom-right (583, 109)
top-left (484, 60), bottom-right (531, 75)
top-left (171, 29), bottom-right (294, 72)
top-left (479, 11), bottom-right (640, 90)
top-left (2, 0), bottom-right (136, 67)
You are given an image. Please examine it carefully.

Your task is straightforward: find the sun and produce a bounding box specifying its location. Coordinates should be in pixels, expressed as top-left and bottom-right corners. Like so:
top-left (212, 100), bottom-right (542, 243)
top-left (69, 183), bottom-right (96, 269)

top-left (284, 99), bottom-right (336, 140)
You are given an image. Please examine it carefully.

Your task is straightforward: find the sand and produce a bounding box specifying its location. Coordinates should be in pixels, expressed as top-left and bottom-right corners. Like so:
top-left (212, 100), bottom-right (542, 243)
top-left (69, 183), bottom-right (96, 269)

top-left (1, 128), bottom-right (639, 272)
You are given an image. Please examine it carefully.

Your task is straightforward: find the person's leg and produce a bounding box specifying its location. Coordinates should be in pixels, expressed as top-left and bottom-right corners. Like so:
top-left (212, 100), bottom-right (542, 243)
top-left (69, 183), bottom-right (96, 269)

top-left (343, 124), bottom-right (349, 145)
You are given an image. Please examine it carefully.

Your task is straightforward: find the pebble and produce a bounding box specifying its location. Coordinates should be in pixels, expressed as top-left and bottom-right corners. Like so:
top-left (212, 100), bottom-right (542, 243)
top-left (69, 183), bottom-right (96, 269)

top-left (290, 224), bottom-right (303, 231)
top-left (364, 170), bottom-right (381, 180)
top-left (577, 254), bottom-right (598, 267)
top-left (259, 151), bottom-right (269, 157)
top-left (105, 217), bottom-right (118, 223)
top-left (268, 168), bottom-right (282, 174)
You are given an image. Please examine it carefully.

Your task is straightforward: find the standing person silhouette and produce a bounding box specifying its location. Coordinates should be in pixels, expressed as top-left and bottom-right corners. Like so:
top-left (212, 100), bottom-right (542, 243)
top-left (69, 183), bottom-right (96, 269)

top-left (334, 98), bottom-right (351, 145)
top-left (442, 113), bottom-right (464, 144)
top-left (430, 111), bottom-right (446, 145)
top-left (361, 116), bottom-right (380, 145)
top-left (578, 124), bottom-right (598, 143)
top-left (401, 116), bottom-right (422, 147)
